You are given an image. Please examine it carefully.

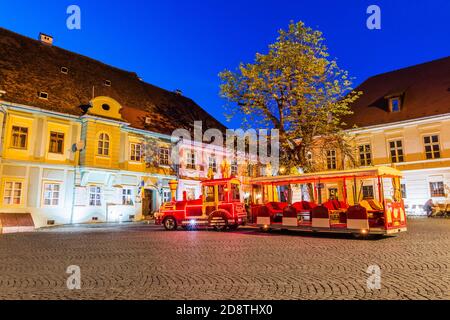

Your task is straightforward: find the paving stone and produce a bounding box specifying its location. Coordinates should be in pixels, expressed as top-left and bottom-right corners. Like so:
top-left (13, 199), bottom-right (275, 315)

top-left (0, 219), bottom-right (448, 300)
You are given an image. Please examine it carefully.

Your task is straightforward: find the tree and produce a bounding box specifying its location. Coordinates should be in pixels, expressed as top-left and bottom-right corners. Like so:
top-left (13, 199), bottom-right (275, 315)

top-left (219, 21), bottom-right (361, 173)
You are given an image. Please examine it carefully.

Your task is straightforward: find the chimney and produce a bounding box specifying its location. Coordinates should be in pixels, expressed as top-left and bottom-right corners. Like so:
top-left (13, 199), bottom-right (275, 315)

top-left (39, 33), bottom-right (53, 46)
top-left (174, 89), bottom-right (183, 96)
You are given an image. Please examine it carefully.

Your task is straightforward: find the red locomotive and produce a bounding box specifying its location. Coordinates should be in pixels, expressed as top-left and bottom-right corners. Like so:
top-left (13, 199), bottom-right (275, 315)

top-left (155, 177), bottom-right (247, 231)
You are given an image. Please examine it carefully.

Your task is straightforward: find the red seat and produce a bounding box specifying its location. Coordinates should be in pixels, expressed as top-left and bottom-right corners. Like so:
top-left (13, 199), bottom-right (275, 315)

top-left (283, 206), bottom-right (297, 218)
top-left (347, 205), bottom-right (368, 220)
top-left (312, 206), bottom-right (330, 219)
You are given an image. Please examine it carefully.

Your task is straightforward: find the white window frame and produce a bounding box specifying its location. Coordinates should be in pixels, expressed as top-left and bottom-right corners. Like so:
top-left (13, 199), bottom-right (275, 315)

top-left (130, 143), bottom-right (143, 162)
top-left (42, 182), bottom-right (62, 207)
top-left (122, 187), bottom-right (134, 206)
top-left (429, 181), bottom-right (445, 198)
top-left (97, 133), bottom-right (110, 156)
top-left (3, 180), bottom-right (24, 206)
top-left (89, 186), bottom-right (102, 207)
top-left (162, 189), bottom-right (171, 203)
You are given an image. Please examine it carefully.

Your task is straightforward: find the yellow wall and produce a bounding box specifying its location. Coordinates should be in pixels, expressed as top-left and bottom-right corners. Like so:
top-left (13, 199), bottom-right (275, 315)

top-left (2, 110), bottom-right (78, 165)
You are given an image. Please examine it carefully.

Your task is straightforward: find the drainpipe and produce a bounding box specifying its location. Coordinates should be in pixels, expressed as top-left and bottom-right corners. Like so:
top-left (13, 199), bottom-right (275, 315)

top-left (70, 124), bottom-right (83, 225)
top-left (0, 102), bottom-right (8, 161)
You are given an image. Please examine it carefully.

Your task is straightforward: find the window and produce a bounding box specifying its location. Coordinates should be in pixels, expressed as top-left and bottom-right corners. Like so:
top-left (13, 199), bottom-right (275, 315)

top-left (145, 117), bottom-right (152, 125)
top-left (3, 181), bottom-right (23, 205)
top-left (43, 183), bottom-right (61, 206)
top-left (389, 97), bottom-right (401, 112)
top-left (89, 186), bottom-right (102, 206)
top-left (231, 183), bottom-right (240, 201)
top-left (186, 188), bottom-right (196, 200)
top-left (429, 182), bottom-right (445, 198)
top-left (11, 126), bottom-right (28, 149)
top-left (306, 152), bottom-right (313, 167)
top-left (38, 92), bottom-right (49, 100)
top-left (328, 188), bottom-right (338, 200)
top-left (130, 143), bottom-right (143, 162)
top-left (208, 156), bottom-right (217, 173)
top-left (389, 140), bottom-right (404, 163)
top-left (159, 148), bottom-right (170, 165)
top-left (218, 185), bottom-right (226, 202)
top-left (97, 133), bottom-right (110, 156)
top-left (162, 190), bottom-right (171, 203)
top-left (49, 132), bottom-right (64, 154)
top-left (423, 135), bottom-right (440, 159)
top-left (102, 104), bottom-right (111, 111)
top-left (60, 67), bottom-right (69, 74)
top-left (362, 185), bottom-right (375, 200)
top-left (358, 144), bottom-right (372, 166)
top-left (231, 160), bottom-right (238, 176)
top-left (326, 150), bottom-right (337, 170)
top-left (186, 151), bottom-right (196, 169)
top-left (122, 188), bottom-right (134, 206)
top-left (203, 186), bottom-right (215, 202)
top-left (401, 184), bottom-right (407, 199)
top-left (104, 80), bottom-right (111, 87)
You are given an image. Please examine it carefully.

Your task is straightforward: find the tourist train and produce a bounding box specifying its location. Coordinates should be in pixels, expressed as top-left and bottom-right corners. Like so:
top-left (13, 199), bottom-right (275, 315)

top-left (155, 166), bottom-right (407, 238)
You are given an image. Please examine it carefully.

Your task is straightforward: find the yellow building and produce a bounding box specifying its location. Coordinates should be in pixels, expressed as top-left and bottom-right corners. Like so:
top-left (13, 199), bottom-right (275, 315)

top-left (311, 57), bottom-right (450, 214)
top-left (0, 28), bottom-right (226, 230)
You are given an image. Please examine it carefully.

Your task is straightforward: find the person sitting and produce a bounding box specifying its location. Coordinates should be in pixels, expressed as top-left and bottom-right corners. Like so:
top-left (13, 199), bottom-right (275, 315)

top-left (424, 199), bottom-right (435, 217)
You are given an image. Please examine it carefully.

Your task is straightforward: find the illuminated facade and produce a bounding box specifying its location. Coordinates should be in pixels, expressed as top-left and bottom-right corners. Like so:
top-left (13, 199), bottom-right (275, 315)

top-left (311, 57), bottom-right (450, 215)
top-left (0, 28), bottom-right (228, 229)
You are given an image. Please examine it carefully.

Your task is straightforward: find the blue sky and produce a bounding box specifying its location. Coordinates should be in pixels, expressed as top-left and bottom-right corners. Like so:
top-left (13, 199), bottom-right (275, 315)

top-left (0, 0), bottom-right (449, 128)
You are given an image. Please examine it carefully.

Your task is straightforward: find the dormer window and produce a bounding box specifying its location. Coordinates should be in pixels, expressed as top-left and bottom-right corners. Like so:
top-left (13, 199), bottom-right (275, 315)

top-left (389, 97), bottom-right (401, 112)
top-left (104, 80), bottom-right (111, 87)
top-left (38, 92), bottom-right (49, 100)
top-left (60, 67), bottom-right (69, 74)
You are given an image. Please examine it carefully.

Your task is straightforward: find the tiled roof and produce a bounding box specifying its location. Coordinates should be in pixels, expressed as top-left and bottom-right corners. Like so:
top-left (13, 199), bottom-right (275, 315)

top-left (0, 27), bottom-right (226, 135)
top-left (344, 56), bottom-right (450, 129)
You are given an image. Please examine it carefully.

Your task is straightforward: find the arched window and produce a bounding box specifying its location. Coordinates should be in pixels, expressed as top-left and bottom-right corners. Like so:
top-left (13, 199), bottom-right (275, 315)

top-left (98, 133), bottom-right (110, 156)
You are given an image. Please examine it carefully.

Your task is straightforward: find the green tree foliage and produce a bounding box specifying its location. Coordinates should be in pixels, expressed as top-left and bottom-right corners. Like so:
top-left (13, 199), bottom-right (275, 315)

top-left (220, 21), bottom-right (361, 173)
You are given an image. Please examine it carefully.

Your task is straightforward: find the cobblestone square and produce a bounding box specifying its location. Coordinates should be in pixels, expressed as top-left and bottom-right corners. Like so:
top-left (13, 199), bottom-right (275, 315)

top-left (0, 218), bottom-right (448, 300)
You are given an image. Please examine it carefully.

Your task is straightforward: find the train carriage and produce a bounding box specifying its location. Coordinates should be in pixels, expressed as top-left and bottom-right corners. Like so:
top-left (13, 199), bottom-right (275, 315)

top-left (249, 166), bottom-right (407, 237)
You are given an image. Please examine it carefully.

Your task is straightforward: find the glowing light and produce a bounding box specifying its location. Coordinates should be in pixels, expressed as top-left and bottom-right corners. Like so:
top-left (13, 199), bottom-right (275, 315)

top-left (189, 219), bottom-right (197, 225)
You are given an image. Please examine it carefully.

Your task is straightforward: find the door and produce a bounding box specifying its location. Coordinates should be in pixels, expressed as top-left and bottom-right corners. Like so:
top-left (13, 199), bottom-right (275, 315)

top-left (142, 189), bottom-right (155, 217)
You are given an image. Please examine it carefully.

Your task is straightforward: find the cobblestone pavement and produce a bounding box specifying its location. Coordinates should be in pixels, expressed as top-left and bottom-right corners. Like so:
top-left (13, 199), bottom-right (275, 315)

top-left (0, 218), bottom-right (449, 300)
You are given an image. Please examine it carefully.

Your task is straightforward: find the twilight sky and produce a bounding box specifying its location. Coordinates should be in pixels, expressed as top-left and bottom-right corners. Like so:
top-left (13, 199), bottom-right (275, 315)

top-left (0, 0), bottom-right (449, 128)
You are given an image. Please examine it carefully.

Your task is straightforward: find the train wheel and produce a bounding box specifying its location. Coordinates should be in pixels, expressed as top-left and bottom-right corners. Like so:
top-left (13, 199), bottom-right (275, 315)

top-left (163, 217), bottom-right (177, 231)
top-left (209, 211), bottom-right (229, 232)
top-left (228, 224), bottom-right (239, 231)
